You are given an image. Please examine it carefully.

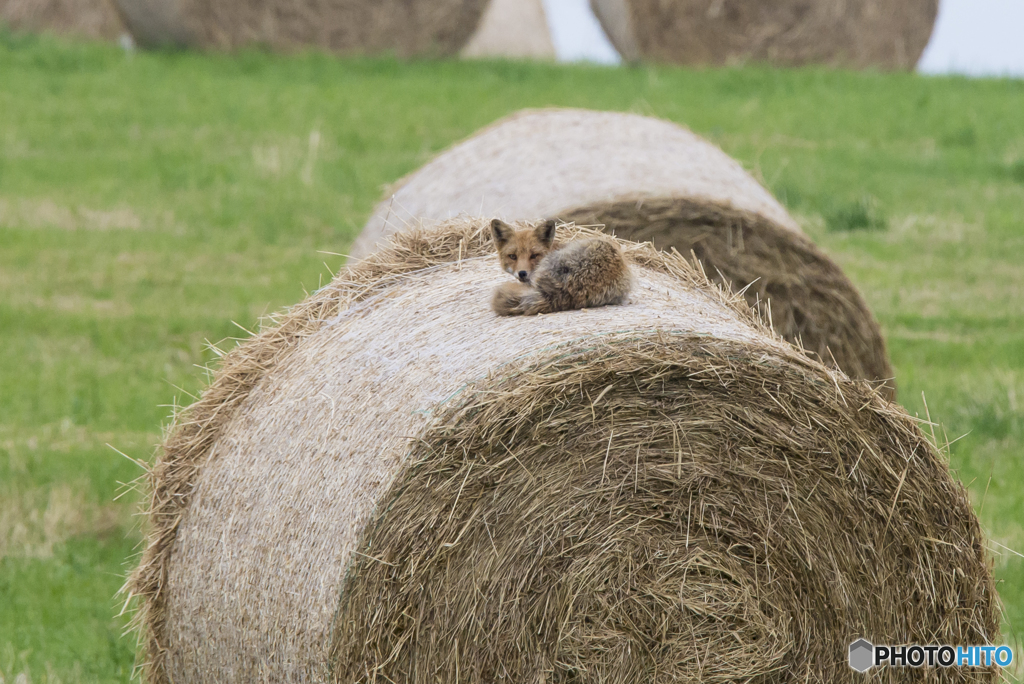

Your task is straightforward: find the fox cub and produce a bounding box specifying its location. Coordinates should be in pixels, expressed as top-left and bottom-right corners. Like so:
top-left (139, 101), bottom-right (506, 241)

top-left (489, 218), bottom-right (631, 316)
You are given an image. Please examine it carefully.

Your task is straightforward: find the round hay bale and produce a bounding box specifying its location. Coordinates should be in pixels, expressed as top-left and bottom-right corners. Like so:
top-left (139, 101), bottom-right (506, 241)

top-left (589, 0), bottom-right (938, 69)
top-left (353, 108), bottom-right (895, 396)
top-left (112, 0), bottom-right (489, 54)
top-left (129, 219), bottom-right (997, 684)
top-left (1, 0), bottom-right (124, 40)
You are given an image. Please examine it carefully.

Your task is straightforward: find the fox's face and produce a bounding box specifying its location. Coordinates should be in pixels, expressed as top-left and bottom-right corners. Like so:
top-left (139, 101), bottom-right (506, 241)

top-left (490, 218), bottom-right (556, 283)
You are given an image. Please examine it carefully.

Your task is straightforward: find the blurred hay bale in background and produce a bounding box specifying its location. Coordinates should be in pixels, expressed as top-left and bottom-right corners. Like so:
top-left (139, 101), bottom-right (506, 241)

top-left (1, 0), bottom-right (124, 40)
top-left (112, 0), bottom-right (489, 53)
top-left (111, 0), bottom-right (557, 56)
top-left (590, 0), bottom-right (938, 69)
top-left (130, 220), bottom-right (996, 683)
top-left (354, 108), bottom-right (896, 396)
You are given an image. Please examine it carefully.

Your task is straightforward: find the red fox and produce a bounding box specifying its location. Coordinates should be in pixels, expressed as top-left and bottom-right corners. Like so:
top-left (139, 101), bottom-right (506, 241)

top-left (489, 218), bottom-right (632, 316)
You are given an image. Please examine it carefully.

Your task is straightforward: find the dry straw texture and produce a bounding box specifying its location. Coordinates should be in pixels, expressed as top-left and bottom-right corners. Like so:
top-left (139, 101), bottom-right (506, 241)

top-left (562, 197), bottom-right (893, 399)
top-left (590, 0), bottom-right (938, 69)
top-left (113, 0), bottom-right (488, 53)
top-left (353, 109), bottom-right (800, 259)
top-left (1, 0), bottom-right (123, 40)
top-left (129, 219), bottom-right (996, 684)
top-left (354, 108), bottom-right (894, 396)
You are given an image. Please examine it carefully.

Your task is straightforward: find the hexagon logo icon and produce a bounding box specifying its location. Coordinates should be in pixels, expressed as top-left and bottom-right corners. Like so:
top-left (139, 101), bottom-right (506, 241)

top-left (849, 639), bottom-right (874, 672)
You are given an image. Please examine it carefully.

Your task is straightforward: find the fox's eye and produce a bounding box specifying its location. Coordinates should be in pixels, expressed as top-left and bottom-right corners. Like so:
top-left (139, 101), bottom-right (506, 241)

top-left (508, 253), bottom-right (516, 260)
top-left (530, 253), bottom-right (540, 259)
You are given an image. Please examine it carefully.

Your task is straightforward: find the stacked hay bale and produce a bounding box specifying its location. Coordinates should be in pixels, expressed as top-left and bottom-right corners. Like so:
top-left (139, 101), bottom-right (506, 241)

top-left (353, 108), bottom-right (895, 396)
top-left (111, 0), bottom-right (555, 57)
top-left (1, 0), bottom-right (124, 41)
top-left (589, 0), bottom-right (939, 69)
top-left (130, 220), bottom-right (996, 683)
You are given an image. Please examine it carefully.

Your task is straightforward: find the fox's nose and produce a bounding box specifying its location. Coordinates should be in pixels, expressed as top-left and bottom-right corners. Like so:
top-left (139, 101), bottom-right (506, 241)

top-left (517, 271), bottom-right (528, 282)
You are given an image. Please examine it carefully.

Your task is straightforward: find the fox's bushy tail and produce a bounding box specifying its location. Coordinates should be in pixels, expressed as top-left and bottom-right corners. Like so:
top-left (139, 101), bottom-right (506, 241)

top-left (491, 282), bottom-right (550, 317)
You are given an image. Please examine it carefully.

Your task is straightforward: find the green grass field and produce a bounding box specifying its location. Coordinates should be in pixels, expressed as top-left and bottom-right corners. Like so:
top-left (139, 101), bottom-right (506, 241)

top-left (1, 29), bottom-right (1022, 682)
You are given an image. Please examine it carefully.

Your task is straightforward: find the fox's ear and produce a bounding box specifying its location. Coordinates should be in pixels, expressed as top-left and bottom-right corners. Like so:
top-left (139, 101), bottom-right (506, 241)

top-left (535, 219), bottom-right (557, 248)
top-left (491, 219), bottom-right (513, 248)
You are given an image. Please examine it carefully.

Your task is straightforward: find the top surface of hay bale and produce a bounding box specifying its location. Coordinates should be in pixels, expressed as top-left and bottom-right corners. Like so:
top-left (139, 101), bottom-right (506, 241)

top-left (353, 108), bottom-right (799, 260)
top-left (132, 220), bottom-right (995, 684)
top-left (115, 0), bottom-right (490, 54)
top-left (2, 0), bottom-right (124, 40)
top-left (592, 0), bottom-right (938, 69)
top-left (461, 0), bottom-right (555, 59)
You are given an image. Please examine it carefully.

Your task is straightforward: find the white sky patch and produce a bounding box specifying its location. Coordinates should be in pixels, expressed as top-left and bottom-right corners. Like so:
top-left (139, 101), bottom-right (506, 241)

top-left (918, 0), bottom-right (1024, 77)
top-left (541, 0), bottom-right (622, 64)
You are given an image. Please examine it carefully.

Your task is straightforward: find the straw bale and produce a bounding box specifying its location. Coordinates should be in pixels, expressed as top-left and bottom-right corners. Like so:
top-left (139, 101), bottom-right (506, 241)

top-left (1, 0), bottom-right (124, 40)
top-left (113, 0), bottom-right (488, 54)
top-left (461, 0), bottom-right (555, 60)
top-left (129, 219), bottom-right (996, 684)
top-left (353, 108), bottom-right (894, 395)
top-left (590, 0), bottom-right (938, 69)
top-left (354, 110), bottom-right (800, 259)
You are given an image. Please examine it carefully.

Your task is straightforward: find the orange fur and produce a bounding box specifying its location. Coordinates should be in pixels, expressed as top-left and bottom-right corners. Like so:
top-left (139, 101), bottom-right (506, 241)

top-left (489, 219), bottom-right (632, 317)
top-left (490, 218), bottom-right (558, 283)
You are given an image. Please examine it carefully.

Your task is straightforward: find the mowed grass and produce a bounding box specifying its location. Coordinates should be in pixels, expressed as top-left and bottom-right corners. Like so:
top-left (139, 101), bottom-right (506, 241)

top-left (1, 29), bottom-right (1022, 681)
